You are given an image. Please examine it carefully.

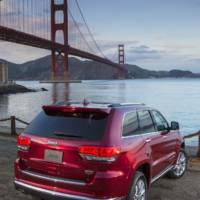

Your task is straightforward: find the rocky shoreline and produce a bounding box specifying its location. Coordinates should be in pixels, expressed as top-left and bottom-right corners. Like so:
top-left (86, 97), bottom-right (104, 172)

top-left (0, 84), bottom-right (37, 95)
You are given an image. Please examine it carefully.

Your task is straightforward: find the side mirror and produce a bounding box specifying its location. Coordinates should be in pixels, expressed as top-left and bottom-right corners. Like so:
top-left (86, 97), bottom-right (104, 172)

top-left (171, 121), bottom-right (179, 130)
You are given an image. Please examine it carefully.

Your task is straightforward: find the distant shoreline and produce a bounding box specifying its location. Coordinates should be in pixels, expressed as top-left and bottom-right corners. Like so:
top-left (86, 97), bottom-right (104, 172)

top-left (13, 77), bottom-right (200, 82)
top-left (2, 56), bottom-right (200, 80)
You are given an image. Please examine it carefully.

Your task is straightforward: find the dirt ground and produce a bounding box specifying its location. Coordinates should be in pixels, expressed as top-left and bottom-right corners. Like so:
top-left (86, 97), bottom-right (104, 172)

top-left (0, 136), bottom-right (200, 200)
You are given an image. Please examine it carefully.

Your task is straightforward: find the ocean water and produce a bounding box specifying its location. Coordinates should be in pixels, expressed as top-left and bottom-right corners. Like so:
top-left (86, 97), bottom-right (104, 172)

top-left (0, 79), bottom-right (199, 146)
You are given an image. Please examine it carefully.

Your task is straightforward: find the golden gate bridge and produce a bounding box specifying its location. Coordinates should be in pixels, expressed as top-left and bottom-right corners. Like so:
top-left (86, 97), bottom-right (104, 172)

top-left (0, 0), bottom-right (126, 80)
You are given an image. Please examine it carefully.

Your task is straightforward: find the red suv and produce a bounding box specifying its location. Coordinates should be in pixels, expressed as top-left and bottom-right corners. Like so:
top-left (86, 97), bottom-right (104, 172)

top-left (15, 101), bottom-right (187, 200)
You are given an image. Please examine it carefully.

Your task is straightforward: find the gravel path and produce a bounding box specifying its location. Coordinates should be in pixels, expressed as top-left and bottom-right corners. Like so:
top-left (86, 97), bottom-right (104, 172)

top-left (0, 136), bottom-right (199, 200)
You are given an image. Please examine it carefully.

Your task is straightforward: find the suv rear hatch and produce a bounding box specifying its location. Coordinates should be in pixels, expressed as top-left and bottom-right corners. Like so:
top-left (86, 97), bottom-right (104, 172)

top-left (17, 105), bottom-right (111, 184)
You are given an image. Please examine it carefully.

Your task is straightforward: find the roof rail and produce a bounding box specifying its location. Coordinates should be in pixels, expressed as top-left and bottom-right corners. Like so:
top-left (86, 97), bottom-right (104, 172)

top-left (108, 103), bottom-right (145, 108)
top-left (119, 103), bottom-right (145, 106)
top-left (54, 101), bottom-right (145, 108)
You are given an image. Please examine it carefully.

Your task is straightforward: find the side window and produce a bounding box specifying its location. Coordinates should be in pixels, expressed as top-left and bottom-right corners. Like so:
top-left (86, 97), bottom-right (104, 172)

top-left (122, 111), bottom-right (140, 137)
top-left (151, 110), bottom-right (169, 131)
top-left (137, 110), bottom-right (155, 134)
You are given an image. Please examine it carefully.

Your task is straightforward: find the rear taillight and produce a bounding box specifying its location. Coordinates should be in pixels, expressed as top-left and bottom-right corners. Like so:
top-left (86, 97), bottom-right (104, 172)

top-left (79, 146), bottom-right (120, 162)
top-left (17, 135), bottom-right (31, 151)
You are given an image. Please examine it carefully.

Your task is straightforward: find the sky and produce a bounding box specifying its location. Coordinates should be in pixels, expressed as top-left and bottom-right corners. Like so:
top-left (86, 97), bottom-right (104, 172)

top-left (1, 0), bottom-right (200, 72)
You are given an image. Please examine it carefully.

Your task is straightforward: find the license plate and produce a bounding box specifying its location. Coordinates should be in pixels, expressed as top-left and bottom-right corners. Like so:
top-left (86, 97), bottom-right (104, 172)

top-left (44, 149), bottom-right (63, 163)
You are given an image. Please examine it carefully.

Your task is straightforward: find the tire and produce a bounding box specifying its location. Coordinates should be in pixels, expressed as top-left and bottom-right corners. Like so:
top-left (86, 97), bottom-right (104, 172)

top-left (167, 149), bottom-right (187, 179)
top-left (127, 171), bottom-right (148, 200)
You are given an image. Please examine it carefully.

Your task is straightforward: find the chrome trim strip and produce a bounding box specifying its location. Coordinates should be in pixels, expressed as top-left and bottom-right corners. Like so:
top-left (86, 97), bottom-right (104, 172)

top-left (121, 131), bottom-right (159, 139)
top-left (151, 165), bottom-right (174, 184)
top-left (21, 170), bottom-right (86, 186)
top-left (14, 180), bottom-right (123, 200)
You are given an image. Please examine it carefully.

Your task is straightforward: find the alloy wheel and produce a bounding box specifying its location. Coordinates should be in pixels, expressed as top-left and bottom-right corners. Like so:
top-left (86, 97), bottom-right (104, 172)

top-left (173, 152), bottom-right (186, 177)
top-left (133, 178), bottom-right (146, 200)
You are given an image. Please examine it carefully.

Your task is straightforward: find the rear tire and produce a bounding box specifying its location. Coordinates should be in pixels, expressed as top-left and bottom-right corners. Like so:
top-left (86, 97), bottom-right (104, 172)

top-left (167, 149), bottom-right (187, 178)
top-left (127, 171), bottom-right (148, 200)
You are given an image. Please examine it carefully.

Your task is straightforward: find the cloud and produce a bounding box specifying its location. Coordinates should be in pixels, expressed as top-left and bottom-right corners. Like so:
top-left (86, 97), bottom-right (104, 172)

top-left (92, 40), bottom-right (139, 61)
top-left (127, 45), bottom-right (164, 61)
top-left (98, 42), bottom-right (165, 63)
top-left (98, 40), bottom-right (138, 51)
top-left (189, 58), bottom-right (200, 63)
top-left (160, 44), bottom-right (198, 50)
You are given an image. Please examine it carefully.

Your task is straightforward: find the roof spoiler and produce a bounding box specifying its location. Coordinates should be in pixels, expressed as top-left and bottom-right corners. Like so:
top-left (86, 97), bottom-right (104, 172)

top-left (42, 105), bottom-right (111, 114)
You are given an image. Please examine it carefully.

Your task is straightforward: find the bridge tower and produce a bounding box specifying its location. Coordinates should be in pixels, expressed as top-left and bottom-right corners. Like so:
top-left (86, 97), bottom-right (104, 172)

top-left (118, 44), bottom-right (125, 65)
top-left (51, 0), bottom-right (69, 80)
top-left (118, 44), bottom-right (125, 78)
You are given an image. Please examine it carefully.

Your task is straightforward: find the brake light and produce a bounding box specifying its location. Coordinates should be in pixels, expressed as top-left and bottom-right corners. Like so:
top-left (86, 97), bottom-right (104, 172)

top-left (79, 146), bottom-right (120, 162)
top-left (17, 135), bottom-right (31, 151)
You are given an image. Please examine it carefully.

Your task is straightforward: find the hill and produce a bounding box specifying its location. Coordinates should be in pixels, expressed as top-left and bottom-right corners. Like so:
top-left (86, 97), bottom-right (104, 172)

top-left (1, 56), bottom-right (200, 80)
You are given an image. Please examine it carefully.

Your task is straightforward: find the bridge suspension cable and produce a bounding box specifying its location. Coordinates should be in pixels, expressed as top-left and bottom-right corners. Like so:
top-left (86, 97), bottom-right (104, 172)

top-left (68, 8), bottom-right (94, 54)
top-left (0, 0), bottom-right (125, 79)
top-left (74, 0), bottom-right (106, 59)
top-left (0, 0), bottom-right (106, 58)
top-left (0, 0), bottom-right (51, 39)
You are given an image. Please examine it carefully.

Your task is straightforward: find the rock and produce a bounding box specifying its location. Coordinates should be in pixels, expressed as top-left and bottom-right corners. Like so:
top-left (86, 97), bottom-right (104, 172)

top-left (40, 87), bottom-right (48, 91)
top-left (0, 84), bottom-right (36, 95)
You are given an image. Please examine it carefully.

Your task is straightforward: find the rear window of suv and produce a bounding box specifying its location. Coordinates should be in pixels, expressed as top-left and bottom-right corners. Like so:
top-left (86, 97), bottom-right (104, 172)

top-left (25, 110), bottom-right (108, 141)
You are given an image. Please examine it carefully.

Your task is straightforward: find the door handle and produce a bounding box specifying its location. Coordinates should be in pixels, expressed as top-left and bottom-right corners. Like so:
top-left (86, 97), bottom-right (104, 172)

top-left (145, 139), bottom-right (151, 143)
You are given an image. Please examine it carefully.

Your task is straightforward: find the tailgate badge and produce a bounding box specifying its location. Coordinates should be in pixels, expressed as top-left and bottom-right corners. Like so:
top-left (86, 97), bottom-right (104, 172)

top-left (47, 141), bottom-right (58, 146)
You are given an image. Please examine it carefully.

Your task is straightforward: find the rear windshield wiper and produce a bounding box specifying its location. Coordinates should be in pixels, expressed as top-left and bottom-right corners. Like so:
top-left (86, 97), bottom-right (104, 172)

top-left (54, 133), bottom-right (83, 138)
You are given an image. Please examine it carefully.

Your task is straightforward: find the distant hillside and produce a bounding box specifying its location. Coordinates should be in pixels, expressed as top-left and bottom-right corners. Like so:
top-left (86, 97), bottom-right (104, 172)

top-left (1, 56), bottom-right (200, 80)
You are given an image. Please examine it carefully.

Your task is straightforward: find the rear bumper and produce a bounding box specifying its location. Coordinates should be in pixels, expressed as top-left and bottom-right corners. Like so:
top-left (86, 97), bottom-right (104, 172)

top-left (14, 180), bottom-right (124, 200)
top-left (15, 158), bottom-right (129, 199)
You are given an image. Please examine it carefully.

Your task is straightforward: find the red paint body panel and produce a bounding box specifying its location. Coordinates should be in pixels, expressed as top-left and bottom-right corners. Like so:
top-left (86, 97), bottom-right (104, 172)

top-left (15, 103), bottom-right (183, 199)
